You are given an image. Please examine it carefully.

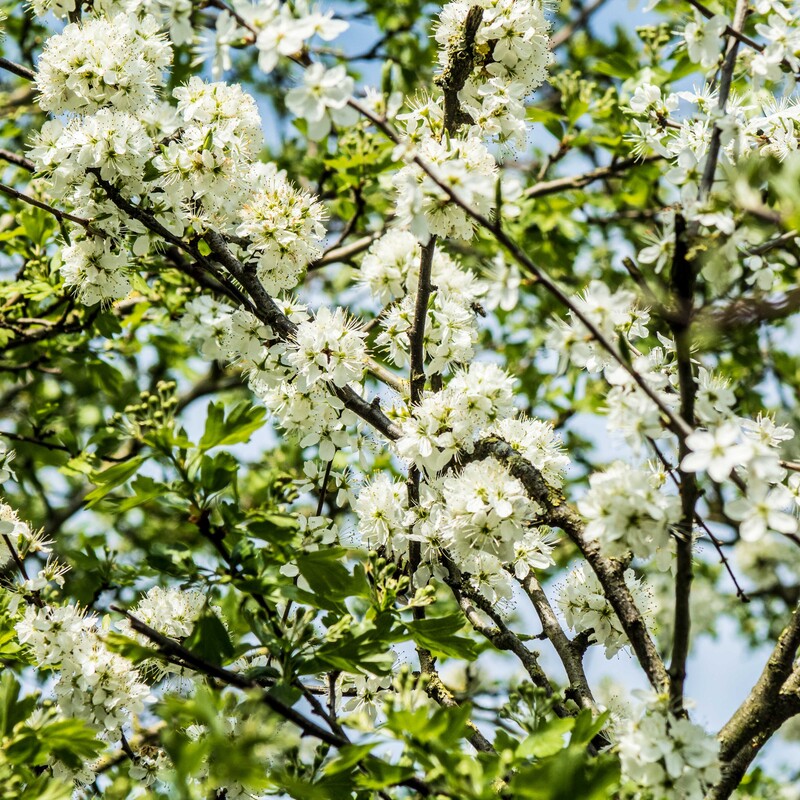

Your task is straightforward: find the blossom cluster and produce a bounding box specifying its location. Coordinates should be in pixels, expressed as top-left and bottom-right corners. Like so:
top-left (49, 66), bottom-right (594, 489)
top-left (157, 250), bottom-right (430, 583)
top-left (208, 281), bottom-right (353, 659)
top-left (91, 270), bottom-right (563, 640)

top-left (369, 233), bottom-right (483, 374)
top-left (550, 275), bottom-right (800, 554)
top-left (580, 461), bottom-right (681, 566)
top-left (435, 0), bottom-right (552, 145)
top-left (393, 135), bottom-right (498, 241)
top-left (557, 565), bottom-right (655, 658)
top-left (16, 603), bottom-right (150, 740)
top-left (618, 693), bottom-right (721, 799)
top-left (35, 14), bottom-right (171, 114)
top-left (209, 1), bottom-right (348, 81)
top-left (180, 298), bottom-right (364, 462)
top-left (30, 14), bottom-right (330, 307)
top-left (390, 0), bottom-right (551, 240)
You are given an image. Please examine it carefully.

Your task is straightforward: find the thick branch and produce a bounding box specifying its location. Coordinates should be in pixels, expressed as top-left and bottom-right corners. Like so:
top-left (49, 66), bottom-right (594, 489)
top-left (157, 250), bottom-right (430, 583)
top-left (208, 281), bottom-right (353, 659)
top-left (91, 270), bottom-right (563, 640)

top-left (435, 5), bottom-right (483, 136)
top-left (716, 602), bottom-right (800, 770)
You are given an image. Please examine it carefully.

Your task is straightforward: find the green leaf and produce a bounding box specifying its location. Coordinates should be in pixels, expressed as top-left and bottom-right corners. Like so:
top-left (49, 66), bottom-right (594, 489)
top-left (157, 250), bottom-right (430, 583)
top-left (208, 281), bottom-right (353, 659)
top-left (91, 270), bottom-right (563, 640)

top-left (517, 717), bottom-right (575, 759)
top-left (356, 756), bottom-right (416, 789)
top-left (247, 513), bottom-right (299, 543)
top-left (294, 549), bottom-right (369, 614)
top-left (199, 401), bottom-right (266, 451)
top-left (116, 474), bottom-right (168, 511)
top-left (570, 709), bottom-right (609, 747)
top-left (593, 54), bottom-right (637, 79)
top-left (39, 718), bottom-right (104, 770)
top-left (323, 743), bottom-right (376, 776)
top-left (104, 631), bottom-right (162, 664)
top-left (0, 673), bottom-right (36, 737)
top-left (84, 456), bottom-right (146, 508)
top-left (184, 613), bottom-right (234, 667)
top-left (405, 614), bottom-right (479, 660)
top-left (309, 615), bottom-right (399, 676)
top-left (527, 107), bottom-right (564, 126)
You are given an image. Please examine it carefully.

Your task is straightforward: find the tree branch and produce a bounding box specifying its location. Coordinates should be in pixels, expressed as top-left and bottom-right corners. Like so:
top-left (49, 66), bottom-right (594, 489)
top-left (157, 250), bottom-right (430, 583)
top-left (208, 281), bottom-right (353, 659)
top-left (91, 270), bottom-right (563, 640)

top-left (517, 573), bottom-right (600, 715)
top-left (0, 57), bottom-right (35, 81)
top-left (714, 601), bottom-right (800, 790)
top-left (350, 98), bottom-right (694, 440)
top-left (667, 213), bottom-right (698, 713)
top-left (467, 437), bottom-right (670, 692)
top-left (699, 0), bottom-right (749, 198)
top-left (524, 155), bottom-right (662, 199)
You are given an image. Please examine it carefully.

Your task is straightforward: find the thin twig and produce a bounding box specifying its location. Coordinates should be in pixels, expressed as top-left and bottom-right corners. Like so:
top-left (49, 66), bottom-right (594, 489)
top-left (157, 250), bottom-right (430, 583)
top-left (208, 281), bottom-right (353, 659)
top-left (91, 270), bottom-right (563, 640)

top-left (525, 155), bottom-right (662, 199)
top-left (0, 57), bottom-right (35, 81)
top-left (551, 0), bottom-right (609, 48)
top-left (699, 0), bottom-right (749, 198)
top-left (0, 181), bottom-right (97, 233)
top-left (0, 149), bottom-right (35, 171)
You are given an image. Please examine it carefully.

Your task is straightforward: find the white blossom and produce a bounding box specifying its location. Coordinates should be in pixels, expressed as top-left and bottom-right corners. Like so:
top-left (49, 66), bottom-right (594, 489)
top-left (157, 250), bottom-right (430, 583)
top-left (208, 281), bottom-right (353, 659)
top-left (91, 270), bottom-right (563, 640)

top-left (439, 457), bottom-right (539, 569)
top-left (580, 462), bottom-right (681, 564)
top-left (557, 565), bottom-right (655, 658)
top-left (285, 307), bottom-right (367, 390)
top-left (618, 693), bottom-right (721, 799)
top-left (35, 14), bottom-right (171, 114)
top-left (725, 480), bottom-right (798, 542)
top-left (681, 423), bottom-right (754, 482)
top-left (16, 604), bottom-right (150, 739)
top-left (286, 64), bottom-right (358, 141)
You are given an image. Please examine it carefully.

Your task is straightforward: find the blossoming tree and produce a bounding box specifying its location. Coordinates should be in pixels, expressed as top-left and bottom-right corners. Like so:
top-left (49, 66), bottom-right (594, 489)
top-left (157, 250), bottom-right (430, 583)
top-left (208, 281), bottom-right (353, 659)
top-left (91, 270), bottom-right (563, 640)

top-left (1, 0), bottom-right (800, 797)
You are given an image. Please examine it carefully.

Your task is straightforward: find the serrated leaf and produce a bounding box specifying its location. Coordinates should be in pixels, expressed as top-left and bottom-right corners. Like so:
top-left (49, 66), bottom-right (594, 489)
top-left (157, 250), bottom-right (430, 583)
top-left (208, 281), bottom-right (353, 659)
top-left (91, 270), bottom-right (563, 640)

top-left (184, 613), bottom-right (234, 667)
top-left (84, 456), bottom-right (146, 507)
top-left (199, 401), bottom-right (266, 451)
top-left (104, 631), bottom-right (162, 664)
top-left (405, 614), bottom-right (479, 660)
top-left (517, 717), bottom-right (574, 759)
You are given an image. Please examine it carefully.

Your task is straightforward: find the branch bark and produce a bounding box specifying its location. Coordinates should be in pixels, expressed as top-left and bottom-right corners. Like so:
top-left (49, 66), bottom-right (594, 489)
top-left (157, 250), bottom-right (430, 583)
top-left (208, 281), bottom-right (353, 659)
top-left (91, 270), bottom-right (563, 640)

top-left (667, 213), bottom-right (698, 713)
top-left (712, 602), bottom-right (800, 797)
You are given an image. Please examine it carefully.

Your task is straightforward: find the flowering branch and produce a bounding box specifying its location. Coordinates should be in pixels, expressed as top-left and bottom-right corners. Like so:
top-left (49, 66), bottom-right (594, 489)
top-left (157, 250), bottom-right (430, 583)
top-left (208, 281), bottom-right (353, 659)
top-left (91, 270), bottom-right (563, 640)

top-left (517, 572), bottom-right (600, 715)
top-left (351, 98), bottom-right (694, 440)
top-left (468, 437), bottom-right (670, 692)
top-left (111, 606), bottom-right (440, 797)
top-left (699, 0), bottom-right (749, 198)
top-left (684, 0), bottom-right (764, 54)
